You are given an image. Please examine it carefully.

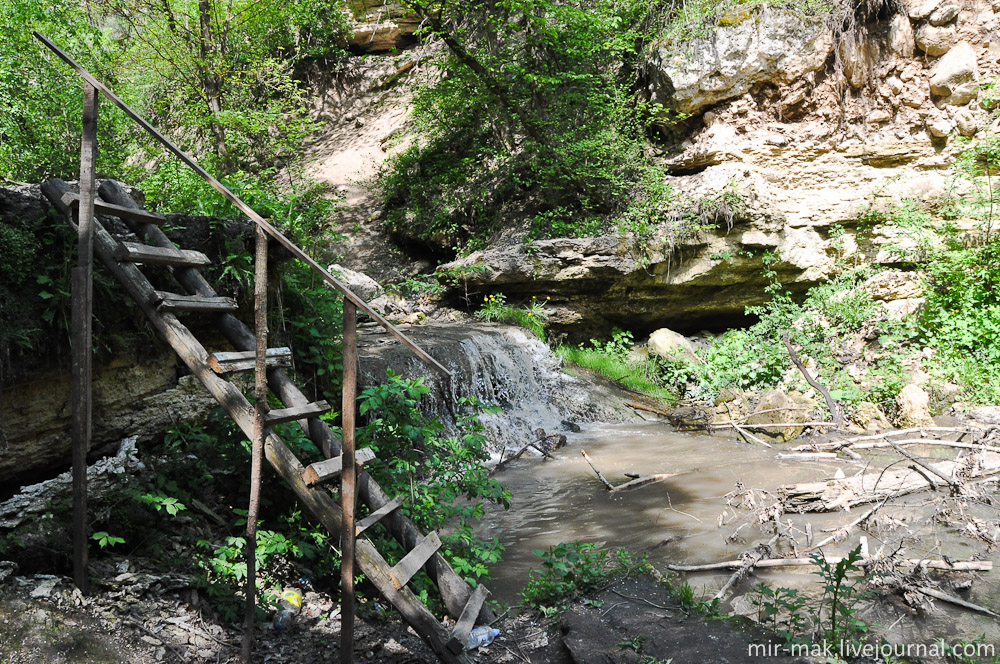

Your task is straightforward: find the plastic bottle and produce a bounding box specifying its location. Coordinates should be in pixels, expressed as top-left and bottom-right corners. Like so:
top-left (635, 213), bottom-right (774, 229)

top-left (465, 625), bottom-right (500, 650)
top-left (272, 587), bottom-right (303, 631)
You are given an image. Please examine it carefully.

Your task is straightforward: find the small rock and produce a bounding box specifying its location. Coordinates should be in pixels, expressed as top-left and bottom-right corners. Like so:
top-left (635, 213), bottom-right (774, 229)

top-left (887, 76), bottom-right (904, 95)
top-left (355, 117), bottom-right (365, 128)
top-left (852, 402), bottom-right (891, 431)
top-left (889, 15), bottom-right (915, 57)
top-left (896, 384), bottom-right (935, 428)
top-left (968, 406), bottom-right (1000, 425)
top-left (868, 109), bottom-right (892, 123)
top-left (927, 117), bottom-right (954, 137)
top-left (954, 109), bottom-right (978, 136)
top-left (141, 635), bottom-right (163, 646)
top-left (907, 0), bottom-right (941, 20)
top-left (31, 577), bottom-right (60, 599)
top-left (928, 3), bottom-right (959, 25)
top-left (916, 24), bottom-right (955, 56)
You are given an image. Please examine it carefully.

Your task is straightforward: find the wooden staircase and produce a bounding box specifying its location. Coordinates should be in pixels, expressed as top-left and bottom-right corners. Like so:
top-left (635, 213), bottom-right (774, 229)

top-left (42, 178), bottom-right (490, 663)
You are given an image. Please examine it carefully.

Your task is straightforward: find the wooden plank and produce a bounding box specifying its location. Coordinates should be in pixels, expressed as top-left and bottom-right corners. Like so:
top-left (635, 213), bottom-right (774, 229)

top-left (155, 291), bottom-right (238, 313)
top-left (208, 347), bottom-right (291, 374)
top-left (447, 584), bottom-right (489, 654)
top-left (302, 448), bottom-right (376, 487)
top-left (265, 401), bottom-right (331, 427)
top-left (341, 300), bottom-right (358, 664)
top-left (60, 191), bottom-right (166, 224)
top-left (71, 82), bottom-right (98, 596)
top-left (356, 497), bottom-right (404, 536)
top-left (390, 531), bottom-right (442, 589)
top-left (114, 242), bottom-right (210, 267)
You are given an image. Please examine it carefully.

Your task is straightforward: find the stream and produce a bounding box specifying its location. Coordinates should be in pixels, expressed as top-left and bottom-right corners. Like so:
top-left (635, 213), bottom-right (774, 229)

top-left (480, 421), bottom-right (1000, 654)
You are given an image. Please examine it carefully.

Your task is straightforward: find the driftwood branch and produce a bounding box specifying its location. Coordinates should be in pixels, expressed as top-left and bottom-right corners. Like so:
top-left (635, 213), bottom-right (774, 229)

top-left (913, 585), bottom-right (1000, 619)
top-left (581, 449), bottom-right (615, 491)
top-left (887, 440), bottom-right (961, 491)
top-left (667, 558), bottom-right (992, 573)
top-left (782, 331), bottom-right (843, 429)
top-left (713, 534), bottom-right (779, 602)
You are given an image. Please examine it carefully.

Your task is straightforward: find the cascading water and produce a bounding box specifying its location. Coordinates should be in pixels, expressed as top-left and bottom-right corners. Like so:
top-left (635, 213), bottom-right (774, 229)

top-left (358, 322), bottom-right (636, 454)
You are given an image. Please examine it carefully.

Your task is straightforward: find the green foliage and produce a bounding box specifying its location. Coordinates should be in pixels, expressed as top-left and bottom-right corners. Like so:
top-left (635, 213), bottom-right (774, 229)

top-left (556, 328), bottom-right (689, 404)
top-left (520, 541), bottom-right (611, 612)
top-left (91, 531), bottom-right (125, 549)
top-left (358, 373), bottom-right (511, 589)
top-left (380, 0), bottom-right (666, 250)
top-left (811, 544), bottom-right (870, 647)
top-left (475, 292), bottom-right (549, 338)
top-left (750, 583), bottom-right (807, 644)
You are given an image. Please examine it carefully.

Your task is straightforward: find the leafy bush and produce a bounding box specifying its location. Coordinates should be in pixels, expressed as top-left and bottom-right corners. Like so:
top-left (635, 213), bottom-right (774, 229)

top-left (475, 292), bottom-right (549, 338)
top-left (358, 373), bottom-right (511, 589)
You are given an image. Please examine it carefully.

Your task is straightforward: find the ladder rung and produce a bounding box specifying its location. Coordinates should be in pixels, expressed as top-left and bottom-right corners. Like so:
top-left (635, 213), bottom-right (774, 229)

top-left (389, 531), bottom-right (441, 589)
top-left (61, 191), bottom-right (166, 225)
top-left (264, 400), bottom-right (331, 426)
top-left (302, 448), bottom-right (376, 486)
top-left (155, 291), bottom-right (238, 313)
top-left (355, 496), bottom-right (404, 535)
top-left (115, 242), bottom-right (211, 267)
top-left (208, 347), bottom-right (292, 374)
top-left (446, 584), bottom-right (490, 654)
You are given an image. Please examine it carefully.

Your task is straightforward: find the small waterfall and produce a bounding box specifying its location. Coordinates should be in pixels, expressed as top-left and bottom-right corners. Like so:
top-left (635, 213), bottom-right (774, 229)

top-left (358, 322), bottom-right (634, 454)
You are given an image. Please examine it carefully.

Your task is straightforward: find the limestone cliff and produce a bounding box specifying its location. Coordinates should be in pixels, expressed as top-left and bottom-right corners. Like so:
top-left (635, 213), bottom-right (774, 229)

top-left (441, 0), bottom-right (1000, 338)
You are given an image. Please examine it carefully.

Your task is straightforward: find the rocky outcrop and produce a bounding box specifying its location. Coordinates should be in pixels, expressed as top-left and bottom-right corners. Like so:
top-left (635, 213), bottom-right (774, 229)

top-left (646, 7), bottom-right (833, 115)
top-left (346, 0), bottom-right (420, 53)
top-left (896, 383), bottom-right (936, 427)
top-left (0, 350), bottom-right (218, 489)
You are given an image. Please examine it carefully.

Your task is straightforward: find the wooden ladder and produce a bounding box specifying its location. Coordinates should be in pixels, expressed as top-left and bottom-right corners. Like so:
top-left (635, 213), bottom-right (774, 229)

top-left (42, 179), bottom-right (490, 663)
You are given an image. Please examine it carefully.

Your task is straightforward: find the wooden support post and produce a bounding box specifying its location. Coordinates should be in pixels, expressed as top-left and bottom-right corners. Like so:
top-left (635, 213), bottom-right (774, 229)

top-left (71, 82), bottom-right (98, 595)
top-left (341, 301), bottom-right (358, 664)
top-left (243, 226), bottom-right (268, 663)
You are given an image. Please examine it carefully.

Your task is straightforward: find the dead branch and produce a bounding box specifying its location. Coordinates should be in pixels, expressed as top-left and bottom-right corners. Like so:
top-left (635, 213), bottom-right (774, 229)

top-left (712, 534), bottom-right (779, 602)
top-left (801, 498), bottom-right (890, 552)
top-left (887, 440), bottom-right (961, 491)
top-left (581, 449), bottom-right (615, 491)
top-left (782, 331), bottom-right (843, 429)
top-left (667, 558), bottom-right (992, 572)
top-left (780, 450), bottom-right (1000, 512)
top-left (775, 452), bottom-right (839, 460)
top-left (609, 473), bottom-right (678, 493)
top-left (913, 585), bottom-right (1000, 619)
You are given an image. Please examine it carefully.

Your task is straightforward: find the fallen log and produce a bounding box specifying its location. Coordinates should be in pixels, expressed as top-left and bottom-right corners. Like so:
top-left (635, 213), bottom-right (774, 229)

top-left (667, 558), bottom-right (992, 572)
top-left (775, 452), bottom-right (839, 461)
top-left (791, 437), bottom-right (995, 454)
top-left (779, 449), bottom-right (1000, 512)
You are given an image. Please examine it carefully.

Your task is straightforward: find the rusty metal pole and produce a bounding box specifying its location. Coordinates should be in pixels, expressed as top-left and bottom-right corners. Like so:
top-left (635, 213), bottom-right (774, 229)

top-left (243, 225), bottom-right (268, 662)
top-left (72, 81), bottom-right (98, 594)
top-left (341, 301), bottom-right (357, 664)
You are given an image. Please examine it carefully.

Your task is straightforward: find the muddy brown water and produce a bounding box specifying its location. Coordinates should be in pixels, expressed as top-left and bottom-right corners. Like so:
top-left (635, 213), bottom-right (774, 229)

top-left (479, 421), bottom-right (1000, 654)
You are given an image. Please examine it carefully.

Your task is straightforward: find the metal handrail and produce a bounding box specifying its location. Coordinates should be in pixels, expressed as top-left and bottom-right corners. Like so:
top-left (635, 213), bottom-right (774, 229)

top-left (33, 31), bottom-right (451, 378)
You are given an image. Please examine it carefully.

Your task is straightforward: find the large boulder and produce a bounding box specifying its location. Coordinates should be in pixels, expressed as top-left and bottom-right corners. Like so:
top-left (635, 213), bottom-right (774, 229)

top-left (745, 390), bottom-right (814, 442)
top-left (646, 7), bottom-right (832, 115)
top-left (347, 0), bottom-right (419, 53)
top-left (929, 41), bottom-right (979, 106)
top-left (328, 263), bottom-right (384, 302)
top-left (915, 24), bottom-right (955, 56)
top-left (888, 15), bottom-right (915, 57)
top-left (647, 328), bottom-right (700, 364)
top-left (895, 384), bottom-right (936, 428)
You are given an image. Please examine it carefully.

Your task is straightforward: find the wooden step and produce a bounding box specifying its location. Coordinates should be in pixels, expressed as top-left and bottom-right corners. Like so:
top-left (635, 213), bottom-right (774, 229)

top-left (302, 448), bottom-right (376, 487)
top-left (61, 191), bottom-right (166, 225)
top-left (208, 347), bottom-right (292, 374)
top-left (264, 400), bottom-right (331, 427)
top-left (155, 291), bottom-right (238, 313)
top-left (114, 242), bottom-right (211, 267)
top-left (355, 496), bottom-right (404, 535)
top-left (389, 531), bottom-right (442, 589)
top-left (446, 584), bottom-right (490, 654)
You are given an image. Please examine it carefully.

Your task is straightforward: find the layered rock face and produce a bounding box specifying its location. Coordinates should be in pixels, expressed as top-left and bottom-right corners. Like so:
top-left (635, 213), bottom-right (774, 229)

top-left (443, 0), bottom-right (1000, 339)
